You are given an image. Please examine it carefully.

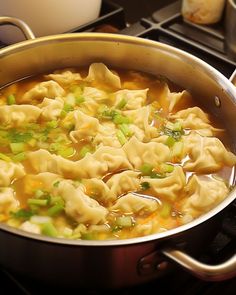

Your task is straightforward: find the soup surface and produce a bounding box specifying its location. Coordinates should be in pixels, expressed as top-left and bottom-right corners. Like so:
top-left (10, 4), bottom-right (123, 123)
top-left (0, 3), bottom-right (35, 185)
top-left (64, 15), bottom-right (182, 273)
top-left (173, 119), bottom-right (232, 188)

top-left (0, 63), bottom-right (235, 240)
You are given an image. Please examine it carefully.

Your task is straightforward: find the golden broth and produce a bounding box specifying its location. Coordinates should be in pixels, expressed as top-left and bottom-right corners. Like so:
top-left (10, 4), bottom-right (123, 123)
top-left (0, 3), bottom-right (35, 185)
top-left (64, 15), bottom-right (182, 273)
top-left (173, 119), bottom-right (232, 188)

top-left (0, 65), bottom-right (235, 240)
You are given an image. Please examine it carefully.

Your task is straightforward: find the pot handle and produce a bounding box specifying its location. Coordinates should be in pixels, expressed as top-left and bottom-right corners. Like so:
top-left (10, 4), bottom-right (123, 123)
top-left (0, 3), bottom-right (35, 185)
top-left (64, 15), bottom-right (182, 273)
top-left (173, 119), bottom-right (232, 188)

top-left (0, 16), bottom-right (35, 41)
top-left (161, 248), bottom-right (236, 281)
top-left (230, 69), bottom-right (236, 84)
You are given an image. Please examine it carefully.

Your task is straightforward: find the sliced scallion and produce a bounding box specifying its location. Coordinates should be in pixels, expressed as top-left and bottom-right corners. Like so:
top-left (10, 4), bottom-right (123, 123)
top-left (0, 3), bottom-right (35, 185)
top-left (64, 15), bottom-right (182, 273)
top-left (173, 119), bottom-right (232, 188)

top-left (0, 152), bottom-right (11, 162)
top-left (41, 222), bottom-right (58, 237)
top-left (140, 163), bottom-right (153, 176)
top-left (12, 152), bottom-right (26, 162)
top-left (27, 199), bottom-right (48, 206)
top-left (47, 204), bottom-right (64, 216)
top-left (116, 130), bottom-right (127, 145)
top-left (115, 98), bottom-right (127, 110)
top-left (116, 216), bottom-right (133, 227)
top-left (79, 146), bottom-right (92, 158)
top-left (10, 142), bottom-right (26, 154)
top-left (58, 147), bottom-right (75, 158)
top-left (7, 94), bottom-right (16, 105)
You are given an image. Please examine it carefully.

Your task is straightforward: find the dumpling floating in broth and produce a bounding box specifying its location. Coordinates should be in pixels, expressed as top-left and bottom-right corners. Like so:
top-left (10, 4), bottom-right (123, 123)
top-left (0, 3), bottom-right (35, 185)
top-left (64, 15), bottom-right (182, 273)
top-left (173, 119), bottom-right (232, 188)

top-left (0, 63), bottom-right (235, 240)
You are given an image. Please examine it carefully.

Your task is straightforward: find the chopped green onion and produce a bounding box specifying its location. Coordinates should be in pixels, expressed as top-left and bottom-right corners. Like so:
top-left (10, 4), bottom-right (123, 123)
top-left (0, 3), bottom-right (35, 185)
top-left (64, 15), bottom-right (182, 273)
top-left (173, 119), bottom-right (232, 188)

top-left (46, 120), bottom-right (58, 129)
top-left (10, 142), bottom-right (26, 154)
top-left (63, 103), bottom-right (74, 113)
top-left (116, 130), bottom-right (127, 145)
top-left (165, 136), bottom-right (176, 147)
top-left (172, 121), bottom-right (182, 131)
top-left (27, 199), bottom-right (48, 206)
top-left (119, 124), bottom-right (133, 137)
top-left (41, 222), bottom-right (58, 237)
top-left (160, 203), bottom-right (171, 218)
top-left (163, 127), bottom-right (183, 141)
top-left (11, 209), bottom-right (34, 220)
top-left (7, 94), bottom-right (16, 105)
top-left (51, 196), bottom-right (64, 206)
top-left (27, 138), bottom-right (37, 147)
top-left (75, 95), bottom-right (85, 104)
top-left (79, 146), bottom-right (92, 158)
top-left (140, 163), bottom-right (154, 176)
top-left (7, 130), bottom-right (33, 143)
top-left (113, 114), bottom-right (131, 125)
top-left (141, 182), bottom-right (151, 190)
top-left (116, 216), bottom-right (134, 227)
top-left (58, 147), bottom-right (75, 158)
top-left (49, 142), bottom-right (62, 153)
top-left (81, 232), bottom-right (97, 240)
top-left (34, 189), bottom-right (45, 198)
top-left (172, 141), bottom-right (184, 158)
top-left (12, 152), bottom-right (26, 162)
top-left (115, 98), bottom-right (127, 109)
top-left (47, 204), bottom-right (64, 216)
top-left (53, 181), bottom-right (60, 188)
top-left (0, 152), bottom-right (11, 162)
top-left (160, 163), bottom-right (174, 173)
top-left (150, 172), bottom-right (166, 179)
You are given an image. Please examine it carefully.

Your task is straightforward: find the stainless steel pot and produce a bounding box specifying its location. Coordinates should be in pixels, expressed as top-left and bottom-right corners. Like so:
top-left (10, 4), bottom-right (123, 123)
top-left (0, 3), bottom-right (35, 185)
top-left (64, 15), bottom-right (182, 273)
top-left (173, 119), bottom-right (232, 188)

top-left (0, 17), bottom-right (236, 288)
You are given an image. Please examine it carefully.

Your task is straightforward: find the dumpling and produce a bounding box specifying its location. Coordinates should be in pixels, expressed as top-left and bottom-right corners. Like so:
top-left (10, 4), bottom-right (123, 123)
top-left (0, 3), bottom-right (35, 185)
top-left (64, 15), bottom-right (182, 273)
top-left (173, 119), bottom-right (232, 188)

top-left (0, 160), bottom-right (25, 186)
top-left (84, 63), bottom-right (121, 89)
top-left (69, 110), bottom-right (100, 142)
top-left (22, 81), bottom-right (65, 102)
top-left (45, 70), bottom-right (82, 86)
top-left (111, 89), bottom-right (148, 110)
top-left (182, 175), bottom-right (229, 217)
top-left (78, 87), bottom-right (109, 116)
top-left (56, 180), bottom-right (108, 224)
top-left (0, 187), bottom-right (19, 214)
top-left (27, 145), bottom-right (132, 179)
top-left (82, 178), bottom-right (114, 204)
top-left (123, 136), bottom-right (170, 169)
top-left (168, 90), bottom-right (187, 112)
top-left (106, 170), bottom-right (141, 198)
top-left (170, 107), bottom-right (223, 136)
top-left (93, 122), bottom-right (121, 148)
top-left (123, 106), bottom-right (158, 140)
top-left (110, 193), bottom-right (159, 214)
top-left (0, 105), bottom-right (41, 127)
top-left (26, 174), bottom-right (108, 225)
top-left (143, 166), bottom-right (186, 201)
top-left (39, 97), bottom-right (64, 120)
top-left (183, 132), bottom-right (236, 173)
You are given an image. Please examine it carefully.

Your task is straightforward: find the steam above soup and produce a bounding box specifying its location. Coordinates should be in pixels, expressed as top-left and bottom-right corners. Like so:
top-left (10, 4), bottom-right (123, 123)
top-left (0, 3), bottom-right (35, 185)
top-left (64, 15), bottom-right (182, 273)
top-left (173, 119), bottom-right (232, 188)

top-left (0, 63), bottom-right (235, 240)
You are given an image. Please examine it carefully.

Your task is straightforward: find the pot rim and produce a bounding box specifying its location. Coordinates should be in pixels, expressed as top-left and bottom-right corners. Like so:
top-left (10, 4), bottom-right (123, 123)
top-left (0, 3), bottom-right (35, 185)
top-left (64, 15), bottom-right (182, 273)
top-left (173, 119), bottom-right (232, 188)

top-left (0, 32), bottom-right (236, 246)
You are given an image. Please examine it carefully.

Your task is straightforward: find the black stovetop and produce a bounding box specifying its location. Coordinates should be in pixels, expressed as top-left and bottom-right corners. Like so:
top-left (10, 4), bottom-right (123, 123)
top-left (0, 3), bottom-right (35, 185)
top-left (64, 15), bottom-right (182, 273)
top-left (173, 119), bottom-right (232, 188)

top-left (0, 1), bottom-right (236, 294)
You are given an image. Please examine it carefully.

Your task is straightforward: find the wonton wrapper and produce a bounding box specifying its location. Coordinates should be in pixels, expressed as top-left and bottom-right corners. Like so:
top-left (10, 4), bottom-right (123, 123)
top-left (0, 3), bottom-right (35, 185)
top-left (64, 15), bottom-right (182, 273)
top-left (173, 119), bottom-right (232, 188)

top-left (110, 192), bottom-right (159, 214)
top-left (0, 160), bottom-right (25, 187)
top-left (84, 63), bottom-right (121, 89)
top-left (45, 70), bottom-right (82, 86)
top-left (22, 81), bottom-right (65, 102)
top-left (27, 145), bottom-right (132, 179)
top-left (143, 166), bottom-right (186, 201)
top-left (171, 107), bottom-right (223, 136)
top-left (106, 170), bottom-right (141, 198)
top-left (182, 175), bottom-right (229, 217)
top-left (111, 88), bottom-right (148, 110)
top-left (183, 132), bottom-right (236, 173)
top-left (0, 187), bottom-right (19, 214)
top-left (123, 136), bottom-right (170, 169)
top-left (0, 105), bottom-right (41, 127)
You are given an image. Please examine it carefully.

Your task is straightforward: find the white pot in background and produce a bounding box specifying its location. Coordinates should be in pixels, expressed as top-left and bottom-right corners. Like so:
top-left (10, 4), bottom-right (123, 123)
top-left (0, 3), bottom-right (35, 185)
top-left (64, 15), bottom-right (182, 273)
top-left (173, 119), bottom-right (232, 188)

top-left (0, 0), bottom-right (102, 44)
